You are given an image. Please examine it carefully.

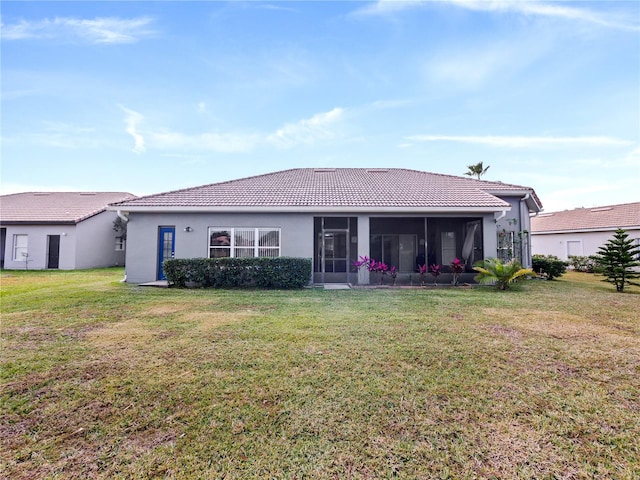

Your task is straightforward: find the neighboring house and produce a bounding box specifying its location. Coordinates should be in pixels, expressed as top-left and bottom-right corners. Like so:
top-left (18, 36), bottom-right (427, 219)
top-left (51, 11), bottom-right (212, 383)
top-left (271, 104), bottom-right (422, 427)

top-left (109, 168), bottom-right (542, 285)
top-left (0, 192), bottom-right (137, 270)
top-left (531, 202), bottom-right (640, 261)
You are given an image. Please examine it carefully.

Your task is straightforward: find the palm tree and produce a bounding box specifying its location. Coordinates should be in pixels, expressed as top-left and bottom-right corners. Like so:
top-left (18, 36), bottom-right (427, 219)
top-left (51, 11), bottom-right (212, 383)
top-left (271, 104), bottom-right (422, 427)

top-left (464, 162), bottom-right (490, 180)
top-left (473, 258), bottom-right (532, 290)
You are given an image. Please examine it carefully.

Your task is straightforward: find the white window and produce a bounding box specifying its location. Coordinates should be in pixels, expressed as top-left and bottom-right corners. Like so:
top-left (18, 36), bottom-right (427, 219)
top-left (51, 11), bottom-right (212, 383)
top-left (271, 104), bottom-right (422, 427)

top-left (13, 234), bottom-right (28, 261)
top-left (209, 228), bottom-right (280, 258)
top-left (115, 236), bottom-right (126, 251)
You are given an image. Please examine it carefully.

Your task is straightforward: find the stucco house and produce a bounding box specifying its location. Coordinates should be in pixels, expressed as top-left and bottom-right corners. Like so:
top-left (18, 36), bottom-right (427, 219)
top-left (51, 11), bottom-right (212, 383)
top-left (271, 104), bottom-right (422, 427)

top-left (531, 202), bottom-right (640, 260)
top-left (109, 168), bottom-right (541, 285)
top-left (1, 192), bottom-right (136, 270)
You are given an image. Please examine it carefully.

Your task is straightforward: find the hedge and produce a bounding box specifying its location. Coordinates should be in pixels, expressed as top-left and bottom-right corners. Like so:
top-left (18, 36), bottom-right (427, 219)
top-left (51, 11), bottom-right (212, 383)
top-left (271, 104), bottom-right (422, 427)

top-left (162, 257), bottom-right (312, 289)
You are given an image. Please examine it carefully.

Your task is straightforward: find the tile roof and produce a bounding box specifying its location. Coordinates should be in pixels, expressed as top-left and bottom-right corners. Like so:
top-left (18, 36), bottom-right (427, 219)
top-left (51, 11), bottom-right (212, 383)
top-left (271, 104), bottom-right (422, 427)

top-left (0, 192), bottom-right (137, 224)
top-left (111, 168), bottom-right (540, 211)
top-left (531, 202), bottom-right (640, 233)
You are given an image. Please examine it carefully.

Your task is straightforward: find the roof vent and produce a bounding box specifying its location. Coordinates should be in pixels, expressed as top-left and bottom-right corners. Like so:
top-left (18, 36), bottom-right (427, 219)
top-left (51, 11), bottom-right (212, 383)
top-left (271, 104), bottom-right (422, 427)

top-left (366, 168), bottom-right (389, 173)
top-left (313, 168), bottom-right (336, 173)
top-left (33, 193), bottom-right (51, 196)
top-left (590, 207), bottom-right (613, 212)
top-left (80, 192), bottom-right (97, 196)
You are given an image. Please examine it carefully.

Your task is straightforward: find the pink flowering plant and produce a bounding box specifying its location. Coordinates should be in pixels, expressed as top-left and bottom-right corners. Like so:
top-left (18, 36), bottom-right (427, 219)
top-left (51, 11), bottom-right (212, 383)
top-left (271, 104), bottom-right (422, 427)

top-left (353, 256), bottom-right (396, 285)
top-left (430, 264), bottom-right (442, 285)
top-left (353, 256), bottom-right (371, 270)
top-left (418, 264), bottom-right (428, 286)
top-left (450, 258), bottom-right (465, 286)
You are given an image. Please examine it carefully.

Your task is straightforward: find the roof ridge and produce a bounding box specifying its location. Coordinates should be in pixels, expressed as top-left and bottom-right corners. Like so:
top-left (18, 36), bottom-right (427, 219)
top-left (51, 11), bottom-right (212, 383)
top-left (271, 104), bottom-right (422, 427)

top-left (2, 191), bottom-right (135, 197)
top-left (540, 201), bottom-right (640, 215)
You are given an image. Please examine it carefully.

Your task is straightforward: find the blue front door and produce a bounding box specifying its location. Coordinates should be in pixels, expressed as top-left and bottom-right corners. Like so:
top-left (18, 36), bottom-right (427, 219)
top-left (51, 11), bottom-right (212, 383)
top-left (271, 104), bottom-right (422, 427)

top-left (157, 226), bottom-right (175, 280)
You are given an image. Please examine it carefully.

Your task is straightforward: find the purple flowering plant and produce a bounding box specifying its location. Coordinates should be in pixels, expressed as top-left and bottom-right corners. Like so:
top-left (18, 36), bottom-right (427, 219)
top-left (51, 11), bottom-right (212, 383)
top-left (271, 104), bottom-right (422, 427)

top-left (353, 256), bottom-right (396, 285)
top-left (450, 258), bottom-right (465, 286)
top-left (430, 264), bottom-right (442, 285)
top-left (418, 264), bottom-right (428, 286)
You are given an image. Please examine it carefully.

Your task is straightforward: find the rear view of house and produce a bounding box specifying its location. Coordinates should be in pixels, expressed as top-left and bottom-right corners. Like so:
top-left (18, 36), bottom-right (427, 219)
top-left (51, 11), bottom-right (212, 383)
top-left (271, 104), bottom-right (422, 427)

top-left (531, 202), bottom-right (640, 260)
top-left (110, 168), bottom-right (541, 285)
top-left (0, 192), bottom-right (136, 270)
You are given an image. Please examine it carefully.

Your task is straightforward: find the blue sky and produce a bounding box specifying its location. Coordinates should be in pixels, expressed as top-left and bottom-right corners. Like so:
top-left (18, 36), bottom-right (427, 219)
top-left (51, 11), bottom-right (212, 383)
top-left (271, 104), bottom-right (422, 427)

top-left (2, 0), bottom-right (639, 212)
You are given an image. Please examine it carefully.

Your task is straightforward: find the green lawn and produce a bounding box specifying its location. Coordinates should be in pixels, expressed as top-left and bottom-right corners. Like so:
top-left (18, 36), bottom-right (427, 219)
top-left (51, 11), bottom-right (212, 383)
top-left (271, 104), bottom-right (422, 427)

top-left (2, 268), bottom-right (639, 479)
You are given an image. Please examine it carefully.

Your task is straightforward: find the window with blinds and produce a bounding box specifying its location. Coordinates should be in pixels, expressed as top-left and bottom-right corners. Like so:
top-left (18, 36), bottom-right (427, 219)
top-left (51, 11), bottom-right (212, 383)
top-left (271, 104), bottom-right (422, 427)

top-left (209, 228), bottom-right (280, 258)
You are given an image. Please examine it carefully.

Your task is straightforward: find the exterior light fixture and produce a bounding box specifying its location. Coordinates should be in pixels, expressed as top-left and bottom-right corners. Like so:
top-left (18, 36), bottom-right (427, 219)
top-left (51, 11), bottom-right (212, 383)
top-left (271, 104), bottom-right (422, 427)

top-left (184, 226), bottom-right (193, 232)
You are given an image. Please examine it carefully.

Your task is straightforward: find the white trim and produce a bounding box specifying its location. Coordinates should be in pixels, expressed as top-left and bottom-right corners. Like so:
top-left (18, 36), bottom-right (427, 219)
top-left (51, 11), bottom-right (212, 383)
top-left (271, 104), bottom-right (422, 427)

top-left (110, 205), bottom-right (511, 214)
top-left (483, 189), bottom-right (542, 210)
top-left (13, 234), bottom-right (28, 261)
top-left (115, 236), bottom-right (126, 251)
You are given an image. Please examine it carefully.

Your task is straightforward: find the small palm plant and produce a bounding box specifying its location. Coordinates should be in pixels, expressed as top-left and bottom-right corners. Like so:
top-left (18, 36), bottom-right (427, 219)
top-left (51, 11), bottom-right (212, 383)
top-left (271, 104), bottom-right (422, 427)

top-left (473, 258), bottom-right (532, 290)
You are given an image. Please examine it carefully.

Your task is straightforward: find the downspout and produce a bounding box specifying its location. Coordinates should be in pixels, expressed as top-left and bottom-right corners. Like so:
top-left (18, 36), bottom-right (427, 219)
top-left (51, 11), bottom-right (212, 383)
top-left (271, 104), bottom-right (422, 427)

top-left (520, 194), bottom-right (531, 267)
top-left (117, 210), bottom-right (129, 282)
top-left (494, 210), bottom-right (507, 223)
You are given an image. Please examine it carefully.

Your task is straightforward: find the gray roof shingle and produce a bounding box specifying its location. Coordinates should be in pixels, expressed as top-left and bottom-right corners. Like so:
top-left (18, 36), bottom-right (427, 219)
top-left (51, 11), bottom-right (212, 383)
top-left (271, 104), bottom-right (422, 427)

top-left (0, 192), bottom-right (137, 224)
top-left (111, 168), bottom-right (541, 211)
top-left (531, 202), bottom-right (640, 233)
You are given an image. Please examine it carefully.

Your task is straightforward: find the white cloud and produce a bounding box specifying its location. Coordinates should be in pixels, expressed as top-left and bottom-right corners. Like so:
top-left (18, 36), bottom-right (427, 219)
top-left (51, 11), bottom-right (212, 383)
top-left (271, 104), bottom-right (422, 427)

top-left (539, 177), bottom-right (640, 212)
top-left (356, 0), bottom-right (639, 31)
top-left (407, 134), bottom-right (634, 148)
top-left (1, 16), bottom-right (156, 44)
top-left (424, 42), bottom-right (537, 90)
top-left (354, 0), bottom-right (418, 16)
top-left (117, 107), bottom-right (345, 153)
top-left (149, 131), bottom-right (260, 153)
top-left (266, 108), bottom-right (345, 148)
top-left (572, 147), bottom-right (640, 169)
top-left (626, 145), bottom-right (640, 163)
top-left (119, 105), bottom-right (146, 153)
top-left (471, 1), bottom-right (639, 32)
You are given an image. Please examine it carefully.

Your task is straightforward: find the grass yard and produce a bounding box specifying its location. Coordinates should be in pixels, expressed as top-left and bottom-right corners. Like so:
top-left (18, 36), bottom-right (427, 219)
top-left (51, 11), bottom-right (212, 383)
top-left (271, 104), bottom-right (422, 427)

top-left (1, 268), bottom-right (639, 479)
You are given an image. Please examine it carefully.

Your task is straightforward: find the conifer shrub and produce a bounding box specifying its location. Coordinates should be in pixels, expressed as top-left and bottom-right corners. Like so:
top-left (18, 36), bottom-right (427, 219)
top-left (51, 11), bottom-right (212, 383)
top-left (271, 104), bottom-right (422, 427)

top-left (593, 229), bottom-right (640, 292)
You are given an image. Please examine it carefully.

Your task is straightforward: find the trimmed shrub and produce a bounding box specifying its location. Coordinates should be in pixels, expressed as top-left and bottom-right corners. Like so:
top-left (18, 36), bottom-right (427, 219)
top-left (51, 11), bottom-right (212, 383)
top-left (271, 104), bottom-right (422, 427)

top-left (163, 257), bottom-right (312, 289)
top-left (568, 255), bottom-right (601, 273)
top-left (532, 254), bottom-right (568, 280)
